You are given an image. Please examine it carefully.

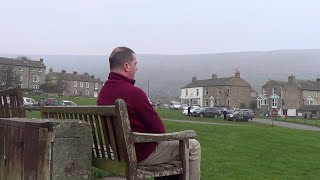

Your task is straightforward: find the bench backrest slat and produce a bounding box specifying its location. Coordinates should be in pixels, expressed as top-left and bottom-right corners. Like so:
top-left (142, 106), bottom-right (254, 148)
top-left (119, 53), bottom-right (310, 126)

top-left (40, 99), bottom-right (136, 175)
top-left (0, 86), bottom-right (26, 118)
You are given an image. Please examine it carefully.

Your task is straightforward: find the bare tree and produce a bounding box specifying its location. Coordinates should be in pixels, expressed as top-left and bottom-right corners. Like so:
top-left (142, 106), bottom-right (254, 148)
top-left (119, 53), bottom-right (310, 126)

top-left (0, 65), bottom-right (20, 90)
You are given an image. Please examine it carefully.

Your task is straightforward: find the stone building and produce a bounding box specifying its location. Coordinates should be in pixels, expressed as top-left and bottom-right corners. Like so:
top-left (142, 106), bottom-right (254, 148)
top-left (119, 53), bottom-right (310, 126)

top-left (258, 75), bottom-right (320, 117)
top-left (180, 71), bottom-right (252, 108)
top-left (0, 57), bottom-right (46, 89)
top-left (46, 68), bottom-right (104, 97)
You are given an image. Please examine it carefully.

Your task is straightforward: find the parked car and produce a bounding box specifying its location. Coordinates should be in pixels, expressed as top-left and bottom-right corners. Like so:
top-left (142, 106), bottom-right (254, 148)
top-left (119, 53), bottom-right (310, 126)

top-left (180, 104), bottom-right (189, 110)
top-left (182, 106), bottom-right (200, 116)
top-left (239, 109), bottom-right (255, 119)
top-left (29, 89), bottom-right (44, 95)
top-left (169, 101), bottom-right (181, 110)
top-left (38, 98), bottom-right (64, 107)
top-left (62, 100), bottom-right (77, 106)
top-left (23, 97), bottom-right (38, 107)
top-left (192, 107), bottom-right (220, 118)
top-left (226, 111), bottom-right (252, 122)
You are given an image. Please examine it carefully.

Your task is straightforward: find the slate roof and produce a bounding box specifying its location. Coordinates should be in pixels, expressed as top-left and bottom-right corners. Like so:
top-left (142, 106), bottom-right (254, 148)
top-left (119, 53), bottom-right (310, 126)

top-left (262, 80), bottom-right (286, 87)
top-left (297, 105), bottom-right (320, 111)
top-left (0, 57), bottom-right (46, 68)
top-left (297, 80), bottom-right (320, 91)
top-left (182, 76), bottom-right (251, 88)
top-left (47, 72), bottom-right (104, 83)
top-left (183, 77), bottom-right (234, 88)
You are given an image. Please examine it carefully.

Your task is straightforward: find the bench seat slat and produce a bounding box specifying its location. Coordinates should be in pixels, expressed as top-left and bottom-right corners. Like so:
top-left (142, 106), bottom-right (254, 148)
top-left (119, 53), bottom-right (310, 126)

top-left (137, 161), bottom-right (183, 179)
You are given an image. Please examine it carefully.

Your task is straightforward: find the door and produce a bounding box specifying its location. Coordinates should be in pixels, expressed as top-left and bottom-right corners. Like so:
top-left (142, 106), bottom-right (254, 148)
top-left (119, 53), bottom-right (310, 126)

top-left (210, 98), bottom-right (214, 107)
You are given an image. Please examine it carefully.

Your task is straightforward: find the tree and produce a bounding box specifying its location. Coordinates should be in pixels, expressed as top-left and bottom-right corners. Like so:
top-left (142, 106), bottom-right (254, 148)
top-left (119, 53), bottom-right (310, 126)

top-left (0, 65), bottom-right (20, 90)
top-left (40, 79), bottom-right (65, 95)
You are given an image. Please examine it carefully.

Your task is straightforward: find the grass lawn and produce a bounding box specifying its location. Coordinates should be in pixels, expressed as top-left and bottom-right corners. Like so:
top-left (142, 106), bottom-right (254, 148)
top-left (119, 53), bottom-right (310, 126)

top-left (26, 100), bottom-right (320, 179)
top-left (165, 121), bottom-right (320, 179)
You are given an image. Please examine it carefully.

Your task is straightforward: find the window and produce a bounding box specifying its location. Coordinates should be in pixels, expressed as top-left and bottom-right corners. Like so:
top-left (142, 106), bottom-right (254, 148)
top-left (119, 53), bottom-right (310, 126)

top-left (38, 69), bottom-right (42, 72)
top-left (73, 90), bottom-right (77, 95)
top-left (74, 81), bottom-right (77, 87)
top-left (272, 88), bottom-right (276, 95)
top-left (94, 92), bottom-right (98, 98)
top-left (205, 88), bottom-right (208, 95)
top-left (80, 82), bottom-right (83, 88)
top-left (264, 99), bottom-right (267, 105)
top-left (298, 102), bottom-right (301, 106)
top-left (20, 75), bottom-right (23, 81)
top-left (205, 99), bottom-right (209, 106)
top-left (196, 89), bottom-right (199, 96)
top-left (258, 99), bottom-right (262, 108)
top-left (86, 90), bottom-right (90, 96)
top-left (19, 67), bottom-right (23, 72)
top-left (227, 100), bottom-right (230, 106)
top-left (316, 92), bottom-right (318, 98)
top-left (217, 88), bottom-right (221, 95)
top-left (283, 90), bottom-right (286, 95)
top-left (95, 83), bottom-right (98, 90)
top-left (263, 88), bottom-right (266, 95)
top-left (186, 89), bottom-right (188, 96)
top-left (309, 91), bottom-right (312, 97)
top-left (272, 99), bottom-right (277, 108)
top-left (226, 89), bottom-right (230, 96)
top-left (308, 100), bottom-right (315, 105)
top-left (86, 82), bottom-right (90, 88)
top-left (32, 85), bottom-right (39, 89)
top-left (33, 75), bottom-right (39, 82)
top-left (30, 68), bottom-right (34, 71)
top-left (217, 100), bottom-right (221, 106)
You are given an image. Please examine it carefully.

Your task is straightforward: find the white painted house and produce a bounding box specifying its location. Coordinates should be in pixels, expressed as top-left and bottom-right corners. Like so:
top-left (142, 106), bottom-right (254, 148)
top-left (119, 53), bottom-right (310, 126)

top-left (180, 76), bottom-right (204, 107)
top-left (180, 85), bottom-right (204, 107)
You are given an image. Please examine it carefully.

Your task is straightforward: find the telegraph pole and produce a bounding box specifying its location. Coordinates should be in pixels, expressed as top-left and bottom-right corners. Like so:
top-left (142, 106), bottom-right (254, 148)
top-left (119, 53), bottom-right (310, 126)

top-left (147, 80), bottom-right (150, 98)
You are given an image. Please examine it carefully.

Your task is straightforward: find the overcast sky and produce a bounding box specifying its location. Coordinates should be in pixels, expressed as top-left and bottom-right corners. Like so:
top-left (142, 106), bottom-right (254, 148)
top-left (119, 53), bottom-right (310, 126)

top-left (1, 0), bottom-right (320, 55)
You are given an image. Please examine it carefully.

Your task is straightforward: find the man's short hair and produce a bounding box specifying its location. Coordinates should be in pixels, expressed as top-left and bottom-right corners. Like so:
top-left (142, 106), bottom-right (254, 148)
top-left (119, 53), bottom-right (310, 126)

top-left (109, 47), bottom-right (135, 70)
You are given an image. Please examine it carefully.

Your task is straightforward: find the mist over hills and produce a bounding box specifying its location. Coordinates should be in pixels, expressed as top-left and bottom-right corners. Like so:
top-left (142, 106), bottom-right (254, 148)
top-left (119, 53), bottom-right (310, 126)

top-left (2, 49), bottom-right (320, 100)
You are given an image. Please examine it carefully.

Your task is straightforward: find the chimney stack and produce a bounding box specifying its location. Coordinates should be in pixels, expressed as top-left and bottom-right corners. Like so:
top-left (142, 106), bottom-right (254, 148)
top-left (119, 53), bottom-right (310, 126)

top-left (235, 71), bottom-right (240, 78)
top-left (212, 74), bottom-right (217, 79)
top-left (61, 70), bottom-right (66, 73)
top-left (288, 75), bottom-right (295, 82)
top-left (73, 71), bottom-right (78, 75)
top-left (192, 76), bottom-right (197, 82)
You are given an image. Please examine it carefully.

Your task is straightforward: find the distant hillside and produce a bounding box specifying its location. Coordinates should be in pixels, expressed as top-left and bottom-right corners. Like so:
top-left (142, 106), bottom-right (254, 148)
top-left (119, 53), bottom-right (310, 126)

top-left (2, 49), bottom-right (320, 100)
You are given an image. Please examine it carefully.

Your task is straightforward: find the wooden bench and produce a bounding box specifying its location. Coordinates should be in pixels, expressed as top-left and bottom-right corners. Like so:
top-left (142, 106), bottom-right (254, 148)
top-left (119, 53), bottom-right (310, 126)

top-left (40, 99), bottom-right (196, 180)
top-left (0, 86), bottom-right (26, 118)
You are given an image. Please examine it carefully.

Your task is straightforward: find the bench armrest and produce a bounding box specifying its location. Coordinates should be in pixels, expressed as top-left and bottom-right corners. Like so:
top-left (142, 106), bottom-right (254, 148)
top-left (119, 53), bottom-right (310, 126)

top-left (132, 130), bottom-right (196, 143)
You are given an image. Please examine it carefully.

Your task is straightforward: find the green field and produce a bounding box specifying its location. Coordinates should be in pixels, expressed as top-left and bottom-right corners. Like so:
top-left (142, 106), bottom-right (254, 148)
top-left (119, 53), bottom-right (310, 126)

top-left (26, 98), bottom-right (320, 179)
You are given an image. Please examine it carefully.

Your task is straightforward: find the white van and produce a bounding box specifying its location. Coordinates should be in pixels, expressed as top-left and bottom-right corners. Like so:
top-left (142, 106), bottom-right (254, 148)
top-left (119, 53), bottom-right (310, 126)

top-left (169, 101), bottom-right (181, 110)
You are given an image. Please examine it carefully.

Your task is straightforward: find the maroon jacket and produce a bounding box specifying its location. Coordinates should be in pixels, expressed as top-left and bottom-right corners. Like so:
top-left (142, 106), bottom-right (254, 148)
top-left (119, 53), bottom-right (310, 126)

top-left (97, 72), bottom-right (165, 162)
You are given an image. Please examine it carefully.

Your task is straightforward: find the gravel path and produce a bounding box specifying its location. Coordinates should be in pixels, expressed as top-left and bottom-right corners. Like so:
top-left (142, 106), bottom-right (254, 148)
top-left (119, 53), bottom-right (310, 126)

top-left (253, 118), bottom-right (320, 131)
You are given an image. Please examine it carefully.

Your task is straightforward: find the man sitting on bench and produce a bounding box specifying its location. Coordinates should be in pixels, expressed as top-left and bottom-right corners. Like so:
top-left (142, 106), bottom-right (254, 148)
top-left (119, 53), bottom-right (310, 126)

top-left (97, 47), bottom-right (201, 180)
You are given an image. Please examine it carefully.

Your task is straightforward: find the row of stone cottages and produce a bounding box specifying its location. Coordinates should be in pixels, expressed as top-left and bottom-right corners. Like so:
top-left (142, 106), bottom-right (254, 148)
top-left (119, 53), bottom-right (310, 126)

top-left (0, 57), bottom-right (103, 97)
top-left (180, 72), bottom-right (320, 118)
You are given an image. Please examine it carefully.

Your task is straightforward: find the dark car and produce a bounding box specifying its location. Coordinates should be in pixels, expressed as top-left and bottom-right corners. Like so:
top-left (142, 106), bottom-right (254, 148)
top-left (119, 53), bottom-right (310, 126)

top-left (239, 109), bottom-right (255, 119)
top-left (192, 107), bottom-right (220, 118)
top-left (38, 98), bottom-right (64, 107)
top-left (226, 111), bottom-right (252, 122)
